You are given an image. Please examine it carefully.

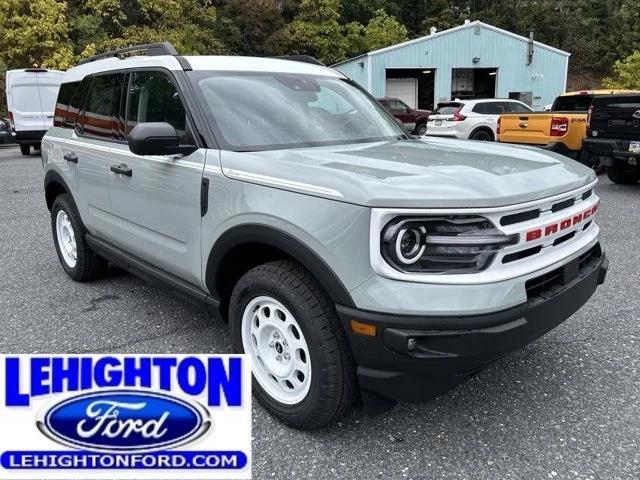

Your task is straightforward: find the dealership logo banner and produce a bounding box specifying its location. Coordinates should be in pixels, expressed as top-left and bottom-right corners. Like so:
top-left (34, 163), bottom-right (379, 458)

top-left (0, 354), bottom-right (252, 479)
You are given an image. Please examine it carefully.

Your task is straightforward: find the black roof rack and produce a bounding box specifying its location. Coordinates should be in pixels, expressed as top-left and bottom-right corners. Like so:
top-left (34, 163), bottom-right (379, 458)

top-left (78, 42), bottom-right (179, 65)
top-left (273, 55), bottom-right (325, 67)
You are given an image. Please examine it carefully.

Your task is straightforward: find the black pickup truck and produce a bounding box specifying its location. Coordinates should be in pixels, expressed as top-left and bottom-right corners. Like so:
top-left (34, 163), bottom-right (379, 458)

top-left (584, 94), bottom-right (640, 184)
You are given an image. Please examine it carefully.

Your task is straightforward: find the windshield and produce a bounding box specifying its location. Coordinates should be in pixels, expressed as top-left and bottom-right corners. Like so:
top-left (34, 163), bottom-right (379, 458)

top-left (191, 71), bottom-right (406, 151)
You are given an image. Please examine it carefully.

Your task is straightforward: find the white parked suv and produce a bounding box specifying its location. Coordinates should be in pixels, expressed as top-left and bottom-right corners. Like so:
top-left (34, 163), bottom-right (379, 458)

top-left (425, 98), bottom-right (533, 141)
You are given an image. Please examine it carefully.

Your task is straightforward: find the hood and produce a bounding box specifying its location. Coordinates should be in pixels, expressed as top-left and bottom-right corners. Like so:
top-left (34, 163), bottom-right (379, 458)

top-left (414, 109), bottom-right (431, 116)
top-left (220, 138), bottom-right (596, 208)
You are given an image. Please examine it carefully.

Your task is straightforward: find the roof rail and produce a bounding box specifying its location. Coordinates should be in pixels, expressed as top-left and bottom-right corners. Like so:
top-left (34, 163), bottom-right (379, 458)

top-left (78, 42), bottom-right (179, 65)
top-left (273, 55), bottom-right (325, 67)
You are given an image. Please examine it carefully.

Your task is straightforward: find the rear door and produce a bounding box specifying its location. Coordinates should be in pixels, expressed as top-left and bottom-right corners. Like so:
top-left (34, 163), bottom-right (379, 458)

top-left (71, 73), bottom-right (124, 237)
top-left (35, 71), bottom-right (63, 129)
top-left (106, 69), bottom-right (205, 285)
top-left (8, 72), bottom-right (43, 132)
top-left (589, 96), bottom-right (640, 140)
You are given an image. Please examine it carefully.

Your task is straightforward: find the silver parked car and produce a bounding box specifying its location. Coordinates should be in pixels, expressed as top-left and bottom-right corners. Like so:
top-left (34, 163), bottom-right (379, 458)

top-left (42, 43), bottom-right (607, 428)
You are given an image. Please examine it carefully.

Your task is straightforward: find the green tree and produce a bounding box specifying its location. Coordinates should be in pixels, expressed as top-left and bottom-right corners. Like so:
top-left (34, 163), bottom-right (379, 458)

top-left (0, 0), bottom-right (75, 69)
top-left (602, 51), bottom-right (640, 89)
top-left (280, 0), bottom-right (349, 64)
top-left (69, 0), bottom-right (225, 57)
top-left (363, 9), bottom-right (408, 51)
top-left (216, 0), bottom-right (285, 56)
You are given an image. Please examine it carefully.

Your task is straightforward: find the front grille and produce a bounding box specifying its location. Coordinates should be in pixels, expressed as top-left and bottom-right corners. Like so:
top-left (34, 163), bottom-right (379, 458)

top-left (525, 244), bottom-right (601, 300)
top-left (498, 187), bottom-right (593, 228)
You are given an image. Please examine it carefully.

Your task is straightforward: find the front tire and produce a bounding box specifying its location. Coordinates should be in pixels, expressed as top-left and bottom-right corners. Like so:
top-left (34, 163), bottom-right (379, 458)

top-left (606, 164), bottom-right (640, 184)
top-left (19, 144), bottom-right (30, 155)
top-left (229, 260), bottom-right (356, 429)
top-left (51, 194), bottom-right (107, 281)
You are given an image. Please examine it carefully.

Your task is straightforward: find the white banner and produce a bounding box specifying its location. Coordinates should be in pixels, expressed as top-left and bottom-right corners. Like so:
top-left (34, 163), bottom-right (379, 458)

top-left (0, 354), bottom-right (251, 479)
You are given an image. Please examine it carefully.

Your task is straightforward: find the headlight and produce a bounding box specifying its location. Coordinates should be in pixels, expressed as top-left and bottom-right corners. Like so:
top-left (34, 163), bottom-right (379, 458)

top-left (381, 216), bottom-right (518, 274)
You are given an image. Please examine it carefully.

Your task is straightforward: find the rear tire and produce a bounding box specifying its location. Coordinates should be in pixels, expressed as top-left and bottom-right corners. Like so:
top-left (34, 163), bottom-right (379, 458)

top-left (51, 194), bottom-right (107, 281)
top-left (19, 144), bottom-right (30, 155)
top-left (229, 260), bottom-right (356, 429)
top-left (470, 129), bottom-right (494, 141)
top-left (606, 164), bottom-right (640, 185)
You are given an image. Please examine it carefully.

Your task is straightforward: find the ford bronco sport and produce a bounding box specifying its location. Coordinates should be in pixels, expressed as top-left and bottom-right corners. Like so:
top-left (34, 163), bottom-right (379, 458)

top-left (42, 43), bottom-right (608, 429)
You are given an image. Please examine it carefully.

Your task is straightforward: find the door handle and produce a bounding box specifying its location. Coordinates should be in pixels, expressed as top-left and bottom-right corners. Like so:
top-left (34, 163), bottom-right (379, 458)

top-left (110, 164), bottom-right (132, 177)
top-left (63, 153), bottom-right (78, 164)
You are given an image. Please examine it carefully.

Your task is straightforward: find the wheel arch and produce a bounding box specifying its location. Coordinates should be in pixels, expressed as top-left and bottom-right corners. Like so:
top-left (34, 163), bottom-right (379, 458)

top-left (44, 170), bottom-right (72, 211)
top-left (468, 125), bottom-right (495, 141)
top-left (205, 224), bottom-right (355, 311)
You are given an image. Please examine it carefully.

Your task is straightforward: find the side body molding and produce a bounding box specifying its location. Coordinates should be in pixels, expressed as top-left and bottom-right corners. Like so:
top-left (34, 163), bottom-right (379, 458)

top-left (205, 224), bottom-right (355, 308)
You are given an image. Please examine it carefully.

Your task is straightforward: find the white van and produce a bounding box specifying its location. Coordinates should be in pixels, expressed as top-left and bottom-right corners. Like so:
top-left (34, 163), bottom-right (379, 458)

top-left (6, 68), bottom-right (64, 155)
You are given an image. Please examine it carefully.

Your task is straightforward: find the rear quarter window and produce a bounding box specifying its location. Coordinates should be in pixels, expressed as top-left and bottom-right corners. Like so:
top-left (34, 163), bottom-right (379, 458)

top-left (54, 82), bottom-right (80, 127)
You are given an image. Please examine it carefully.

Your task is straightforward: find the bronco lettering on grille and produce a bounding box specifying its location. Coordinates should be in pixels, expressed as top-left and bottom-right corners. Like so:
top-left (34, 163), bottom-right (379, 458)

top-left (525, 203), bottom-right (598, 242)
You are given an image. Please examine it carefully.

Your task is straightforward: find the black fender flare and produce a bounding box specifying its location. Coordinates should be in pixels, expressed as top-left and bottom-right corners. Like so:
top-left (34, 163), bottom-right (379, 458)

top-left (205, 224), bottom-right (355, 307)
top-left (44, 169), bottom-right (73, 210)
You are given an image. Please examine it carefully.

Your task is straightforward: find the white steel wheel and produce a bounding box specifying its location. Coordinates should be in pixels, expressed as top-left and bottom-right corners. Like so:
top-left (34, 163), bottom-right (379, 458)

top-left (56, 210), bottom-right (77, 268)
top-left (241, 295), bottom-right (312, 405)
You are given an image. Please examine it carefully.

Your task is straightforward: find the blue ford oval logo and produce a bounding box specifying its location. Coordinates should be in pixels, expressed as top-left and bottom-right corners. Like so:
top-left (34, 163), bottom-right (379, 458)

top-left (37, 390), bottom-right (211, 452)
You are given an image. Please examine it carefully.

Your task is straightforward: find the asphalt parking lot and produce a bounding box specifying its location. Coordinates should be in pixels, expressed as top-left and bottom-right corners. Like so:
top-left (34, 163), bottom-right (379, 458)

top-left (0, 144), bottom-right (638, 480)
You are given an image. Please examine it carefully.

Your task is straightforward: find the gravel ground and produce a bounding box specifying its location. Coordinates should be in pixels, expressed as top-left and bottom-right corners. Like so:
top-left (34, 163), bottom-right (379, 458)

top-left (0, 144), bottom-right (638, 480)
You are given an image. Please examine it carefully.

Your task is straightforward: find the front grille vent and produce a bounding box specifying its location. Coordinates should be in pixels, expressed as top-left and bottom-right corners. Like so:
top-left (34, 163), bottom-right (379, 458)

top-left (500, 209), bottom-right (540, 226)
top-left (551, 198), bottom-right (575, 212)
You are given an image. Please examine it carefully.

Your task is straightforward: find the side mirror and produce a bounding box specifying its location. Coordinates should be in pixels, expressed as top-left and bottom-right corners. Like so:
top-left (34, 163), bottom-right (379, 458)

top-left (128, 122), bottom-right (197, 156)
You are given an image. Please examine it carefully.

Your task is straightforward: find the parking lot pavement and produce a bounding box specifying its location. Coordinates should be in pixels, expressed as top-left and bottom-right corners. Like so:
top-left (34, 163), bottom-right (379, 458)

top-left (0, 145), bottom-right (638, 479)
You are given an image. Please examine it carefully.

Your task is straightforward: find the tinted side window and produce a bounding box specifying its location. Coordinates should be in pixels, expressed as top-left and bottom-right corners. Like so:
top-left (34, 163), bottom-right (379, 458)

top-left (483, 102), bottom-right (503, 115)
top-left (505, 101), bottom-right (531, 113)
top-left (54, 82), bottom-right (79, 127)
top-left (472, 103), bottom-right (487, 114)
top-left (80, 73), bottom-right (125, 140)
top-left (389, 100), bottom-right (409, 113)
top-left (127, 71), bottom-right (189, 142)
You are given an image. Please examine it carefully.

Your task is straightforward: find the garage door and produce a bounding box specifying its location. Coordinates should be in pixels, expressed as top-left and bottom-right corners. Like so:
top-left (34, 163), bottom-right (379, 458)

top-left (386, 78), bottom-right (418, 109)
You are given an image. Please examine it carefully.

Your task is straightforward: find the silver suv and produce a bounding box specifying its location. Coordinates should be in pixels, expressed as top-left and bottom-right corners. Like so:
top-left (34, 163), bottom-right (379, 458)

top-left (42, 43), bottom-right (608, 429)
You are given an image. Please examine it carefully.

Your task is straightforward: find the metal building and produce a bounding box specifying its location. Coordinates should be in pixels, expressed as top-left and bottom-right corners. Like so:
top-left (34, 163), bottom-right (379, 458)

top-left (333, 20), bottom-right (569, 111)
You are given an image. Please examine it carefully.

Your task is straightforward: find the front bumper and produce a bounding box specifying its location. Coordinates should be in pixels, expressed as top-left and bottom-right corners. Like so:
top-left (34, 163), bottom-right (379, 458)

top-left (337, 244), bottom-right (607, 405)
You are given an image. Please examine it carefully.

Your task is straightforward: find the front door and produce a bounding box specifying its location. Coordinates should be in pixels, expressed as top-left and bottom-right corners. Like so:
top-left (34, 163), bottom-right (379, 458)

top-left (107, 70), bottom-right (205, 286)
